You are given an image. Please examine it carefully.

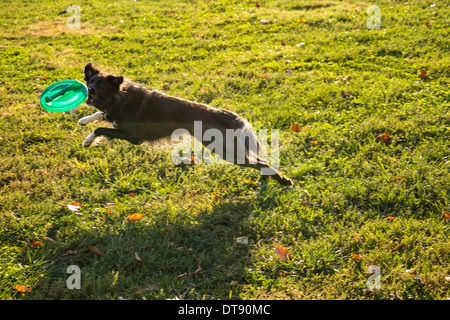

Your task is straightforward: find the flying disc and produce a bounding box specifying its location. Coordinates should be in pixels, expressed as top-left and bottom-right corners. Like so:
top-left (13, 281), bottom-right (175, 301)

top-left (40, 80), bottom-right (88, 112)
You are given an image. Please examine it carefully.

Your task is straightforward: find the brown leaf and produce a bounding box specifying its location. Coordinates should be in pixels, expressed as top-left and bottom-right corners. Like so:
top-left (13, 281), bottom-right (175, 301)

top-left (132, 286), bottom-right (148, 296)
top-left (175, 273), bottom-right (188, 280)
top-left (352, 235), bottom-right (364, 245)
top-left (341, 91), bottom-right (354, 99)
top-left (291, 124), bottom-right (301, 132)
top-left (61, 249), bottom-right (77, 256)
top-left (420, 69), bottom-right (427, 79)
top-left (88, 245), bottom-right (104, 256)
top-left (191, 258), bottom-right (202, 276)
top-left (274, 244), bottom-right (292, 261)
top-left (277, 270), bottom-right (292, 276)
top-left (43, 237), bottom-right (56, 244)
top-left (135, 252), bottom-right (143, 266)
top-left (376, 132), bottom-right (391, 143)
top-left (148, 283), bottom-right (159, 291)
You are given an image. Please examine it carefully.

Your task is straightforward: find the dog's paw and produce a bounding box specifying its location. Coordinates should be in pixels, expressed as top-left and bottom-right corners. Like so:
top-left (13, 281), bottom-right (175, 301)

top-left (77, 116), bottom-right (90, 126)
top-left (82, 132), bottom-right (97, 147)
top-left (281, 177), bottom-right (294, 187)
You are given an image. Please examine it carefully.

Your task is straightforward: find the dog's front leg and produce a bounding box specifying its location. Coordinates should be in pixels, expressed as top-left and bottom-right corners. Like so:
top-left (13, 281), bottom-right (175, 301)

top-left (77, 112), bottom-right (105, 126)
top-left (82, 128), bottom-right (141, 147)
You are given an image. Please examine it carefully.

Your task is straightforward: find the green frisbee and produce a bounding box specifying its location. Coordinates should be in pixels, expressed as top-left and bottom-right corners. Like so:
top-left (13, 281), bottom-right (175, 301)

top-left (40, 80), bottom-right (88, 112)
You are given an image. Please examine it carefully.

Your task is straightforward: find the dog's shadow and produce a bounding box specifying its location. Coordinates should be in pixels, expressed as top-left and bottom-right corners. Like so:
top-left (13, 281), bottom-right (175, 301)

top-left (40, 192), bottom-right (271, 299)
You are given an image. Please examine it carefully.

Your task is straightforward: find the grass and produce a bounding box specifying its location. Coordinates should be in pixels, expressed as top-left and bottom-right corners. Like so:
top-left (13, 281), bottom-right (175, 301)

top-left (0, 0), bottom-right (449, 300)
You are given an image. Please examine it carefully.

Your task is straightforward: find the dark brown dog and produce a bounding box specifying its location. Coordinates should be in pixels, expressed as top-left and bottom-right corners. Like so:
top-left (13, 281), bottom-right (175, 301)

top-left (78, 63), bottom-right (293, 186)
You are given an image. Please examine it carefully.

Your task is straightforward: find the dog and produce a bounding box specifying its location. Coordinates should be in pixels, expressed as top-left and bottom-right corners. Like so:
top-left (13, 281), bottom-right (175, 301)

top-left (77, 63), bottom-right (293, 186)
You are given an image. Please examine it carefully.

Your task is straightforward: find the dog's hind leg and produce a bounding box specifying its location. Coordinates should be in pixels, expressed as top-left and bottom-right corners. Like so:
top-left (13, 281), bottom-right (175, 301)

top-left (243, 159), bottom-right (293, 187)
top-left (82, 128), bottom-right (141, 147)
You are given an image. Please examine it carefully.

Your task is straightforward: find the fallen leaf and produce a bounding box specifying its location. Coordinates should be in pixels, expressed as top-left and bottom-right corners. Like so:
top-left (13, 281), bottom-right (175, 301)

top-left (342, 75), bottom-right (351, 83)
top-left (190, 156), bottom-right (199, 163)
top-left (420, 69), bottom-right (427, 79)
top-left (236, 236), bottom-right (249, 245)
top-left (14, 285), bottom-right (32, 293)
top-left (274, 244), bottom-right (292, 261)
top-left (127, 213), bottom-right (144, 221)
top-left (291, 124), bottom-right (301, 132)
top-left (135, 252), bottom-right (143, 266)
top-left (88, 245), bottom-right (104, 256)
top-left (341, 91), bottom-right (354, 98)
top-left (165, 227), bottom-right (174, 235)
top-left (66, 202), bottom-right (83, 214)
top-left (352, 254), bottom-right (362, 261)
top-left (43, 237), bottom-right (56, 244)
top-left (61, 249), bottom-right (77, 256)
top-left (191, 258), bottom-right (202, 276)
top-left (30, 240), bottom-right (42, 248)
top-left (277, 270), bottom-right (292, 276)
top-left (148, 283), bottom-right (159, 291)
top-left (132, 286), bottom-right (149, 296)
top-left (175, 273), bottom-right (188, 280)
top-left (376, 132), bottom-right (391, 143)
top-left (352, 235), bottom-right (364, 245)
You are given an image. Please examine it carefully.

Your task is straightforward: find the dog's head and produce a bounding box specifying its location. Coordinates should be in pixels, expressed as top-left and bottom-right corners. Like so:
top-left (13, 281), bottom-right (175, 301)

top-left (84, 63), bottom-right (123, 107)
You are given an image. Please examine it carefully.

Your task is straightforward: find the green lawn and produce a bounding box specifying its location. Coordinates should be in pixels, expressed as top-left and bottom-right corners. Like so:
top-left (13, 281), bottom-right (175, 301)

top-left (0, 0), bottom-right (449, 300)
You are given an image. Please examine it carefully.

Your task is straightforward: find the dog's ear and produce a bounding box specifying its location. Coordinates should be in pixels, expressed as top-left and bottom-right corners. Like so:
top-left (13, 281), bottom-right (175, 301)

top-left (84, 63), bottom-right (99, 82)
top-left (106, 75), bottom-right (124, 92)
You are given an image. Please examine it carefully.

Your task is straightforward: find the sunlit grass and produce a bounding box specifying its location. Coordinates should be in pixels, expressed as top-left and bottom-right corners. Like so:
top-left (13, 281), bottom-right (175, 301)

top-left (0, 0), bottom-right (449, 300)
